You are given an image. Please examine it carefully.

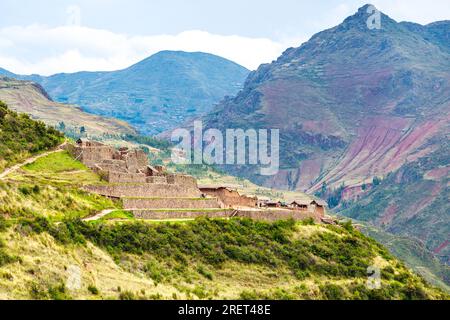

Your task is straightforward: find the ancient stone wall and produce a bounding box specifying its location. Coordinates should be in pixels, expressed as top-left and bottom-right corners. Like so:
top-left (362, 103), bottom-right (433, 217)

top-left (105, 171), bottom-right (148, 184)
top-left (167, 174), bottom-right (198, 188)
top-left (201, 188), bottom-right (257, 208)
top-left (129, 207), bottom-right (323, 222)
top-left (69, 146), bottom-right (116, 167)
top-left (95, 160), bottom-right (128, 173)
top-left (123, 198), bottom-right (221, 210)
top-left (146, 176), bottom-right (167, 184)
top-left (236, 209), bottom-right (323, 223)
top-left (84, 183), bottom-right (202, 198)
top-left (132, 209), bottom-right (232, 220)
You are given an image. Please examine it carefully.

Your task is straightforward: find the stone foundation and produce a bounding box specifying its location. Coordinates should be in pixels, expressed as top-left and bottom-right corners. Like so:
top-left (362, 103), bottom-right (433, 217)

top-left (236, 210), bottom-right (323, 223)
top-left (132, 209), bottom-right (232, 220)
top-left (84, 183), bottom-right (202, 198)
top-left (103, 171), bottom-right (148, 184)
top-left (123, 197), bottom-right (221, 210)
top-left (130, 208), bottom-right (323, 222)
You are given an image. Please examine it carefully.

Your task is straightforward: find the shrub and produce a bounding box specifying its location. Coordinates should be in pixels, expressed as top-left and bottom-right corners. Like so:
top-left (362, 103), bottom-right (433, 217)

top-left (0, 101), bottom-right (63, 169)
top-left (48, 283), bottom-right (72, 300)
top-left (320, 283), bottom-right (346, 300)
top-left (88, 285), bottom-right (99, 295)
top-left (119, 291), bottom-right (136, 300)
top-left (197, 265), bottom-right (213, 280)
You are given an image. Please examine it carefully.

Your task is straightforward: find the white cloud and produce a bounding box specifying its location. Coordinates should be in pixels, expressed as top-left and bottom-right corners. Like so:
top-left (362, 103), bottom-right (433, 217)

top-left (0, 24), bottom-right (302, 75)
top-left (371, 0), bottom-right (450, 24)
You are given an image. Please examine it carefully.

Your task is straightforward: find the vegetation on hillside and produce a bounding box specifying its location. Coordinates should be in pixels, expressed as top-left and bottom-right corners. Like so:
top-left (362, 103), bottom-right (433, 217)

top-left (0, 101), bottom-right (63, 171)
top-left (0, 215), bottom-right (446, 300)
top-left (0, 113), bottom-right (447, 300)
top-left (0, 151), bottom-right (117, 221)
top-left (339, 143), bottom-right (449, 266)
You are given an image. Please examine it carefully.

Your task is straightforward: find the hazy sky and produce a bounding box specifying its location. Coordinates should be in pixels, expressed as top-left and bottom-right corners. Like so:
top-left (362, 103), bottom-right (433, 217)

top-left (0, 0), bottom-right (449, 75)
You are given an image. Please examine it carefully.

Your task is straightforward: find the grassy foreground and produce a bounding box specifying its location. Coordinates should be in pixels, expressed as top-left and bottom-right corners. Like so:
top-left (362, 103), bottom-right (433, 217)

top-left (0, 136), bottom-right (448, 300)
top-left (0, 216), bottom-right (448, 300)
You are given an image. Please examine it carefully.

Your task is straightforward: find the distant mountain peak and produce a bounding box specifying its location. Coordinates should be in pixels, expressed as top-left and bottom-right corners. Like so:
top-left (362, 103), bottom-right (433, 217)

top-left (339, 3), bottom-right (398, 32)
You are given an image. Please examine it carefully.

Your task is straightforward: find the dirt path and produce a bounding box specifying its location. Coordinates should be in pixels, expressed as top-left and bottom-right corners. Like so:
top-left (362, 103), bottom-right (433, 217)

top-left (82, 209), bottom-right (116, 222)
top-left (0, 142), bottom-right (68, 180)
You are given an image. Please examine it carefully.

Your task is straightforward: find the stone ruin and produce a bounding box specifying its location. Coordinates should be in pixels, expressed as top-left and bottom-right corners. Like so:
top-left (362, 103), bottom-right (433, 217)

top-left (71, 139), bottom-right (161, 184)
top-left (69, 139), bottom-right (327, 223)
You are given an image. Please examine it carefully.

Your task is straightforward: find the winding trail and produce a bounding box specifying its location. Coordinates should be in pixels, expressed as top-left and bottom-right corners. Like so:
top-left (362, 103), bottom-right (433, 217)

top-left (82, 209), bottom-right (116, 222)
top-left (0, 142), bottom-right (68, 180)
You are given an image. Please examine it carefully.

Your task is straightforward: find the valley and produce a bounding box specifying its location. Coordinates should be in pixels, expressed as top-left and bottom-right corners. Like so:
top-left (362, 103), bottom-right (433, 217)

top-left (0, 2), bottom-right (448, 301)
top-left (201, 4), bottom-right (450, 287)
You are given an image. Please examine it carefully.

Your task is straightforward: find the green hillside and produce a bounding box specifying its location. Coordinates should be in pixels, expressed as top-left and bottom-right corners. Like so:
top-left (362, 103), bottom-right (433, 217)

top-left (0, 148), bottom-right (447, 299)
top-left (0, 101), bottom-right (63, 171)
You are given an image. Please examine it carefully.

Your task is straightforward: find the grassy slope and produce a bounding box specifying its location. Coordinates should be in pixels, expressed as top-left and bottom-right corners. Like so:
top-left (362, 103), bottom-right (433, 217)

top-left (0, 152), bottom-right (448, 300)
top-left (0, 101), bottom-right (63, 172)
top-left (87, 135), bottom-right (450, 293)
top-left (0, 151), bottom-right (116, 221)
top-left (361, 224), bottom-right (450, 293)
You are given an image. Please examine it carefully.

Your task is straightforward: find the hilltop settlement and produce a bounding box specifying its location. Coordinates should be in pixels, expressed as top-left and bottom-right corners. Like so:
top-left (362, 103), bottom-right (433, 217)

top-left (69, 139), bottom-right (329, 223)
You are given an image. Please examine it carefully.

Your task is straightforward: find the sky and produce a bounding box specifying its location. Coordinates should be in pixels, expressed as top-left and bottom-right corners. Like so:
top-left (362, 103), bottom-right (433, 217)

top-left (0, 0), bottom-right (449, 75)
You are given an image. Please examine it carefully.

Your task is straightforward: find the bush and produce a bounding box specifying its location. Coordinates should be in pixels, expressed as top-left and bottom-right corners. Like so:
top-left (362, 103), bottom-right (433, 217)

top-left (197, 265), bottom-right (213, 280)
top-left (48, 283), bottom-right (72, 300)
top-left (119, 291), bottom-right (136, 300)
top-left (88, 285), bottom-right (99, 295)
top-left (0, 101), bottom-right (63, 169)
top-left (320, 283), bottom-right (346, 300)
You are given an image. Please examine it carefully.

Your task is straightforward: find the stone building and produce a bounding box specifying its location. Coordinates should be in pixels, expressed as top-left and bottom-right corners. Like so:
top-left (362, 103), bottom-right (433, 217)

top-left (71, 140), bottom-right (328, 223)
top-left (70, 138), bottom-right (156, 183)
top-left (199, 185), bottom-right (258, 209)
top-left (289, 199), bottom-right (328, 216)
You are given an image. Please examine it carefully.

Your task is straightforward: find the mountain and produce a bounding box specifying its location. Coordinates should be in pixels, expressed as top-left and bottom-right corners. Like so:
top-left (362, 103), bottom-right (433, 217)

top-left (0, 77), bottom-right (136, 138)
top-left (0, 68), bottom-right (16, 78)
top-left (0, 73), bottom-right (447, 301)
top-left (0, 51), bottom-right (250, 135)
top-left (203, 5), bottom-right (449, 280)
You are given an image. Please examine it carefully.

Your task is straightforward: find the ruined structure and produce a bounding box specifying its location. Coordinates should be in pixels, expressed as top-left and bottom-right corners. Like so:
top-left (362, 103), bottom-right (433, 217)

top-left (71, 140), bottom-right (327, 222)
top-left (289, 199), bottom-right (327, 215)
top-left (199, 185), bottom-right (257, 209)
top-left (71, 138), bottom-right (159, 184)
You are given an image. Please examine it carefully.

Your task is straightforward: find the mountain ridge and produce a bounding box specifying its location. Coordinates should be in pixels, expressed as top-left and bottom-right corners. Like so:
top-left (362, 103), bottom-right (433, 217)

top-left (0, 77), bottom-right (137, 138)
top-left (0, 51), bottom-right (250, 135)
top-left (201, 4), bottom-right (450, 281)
